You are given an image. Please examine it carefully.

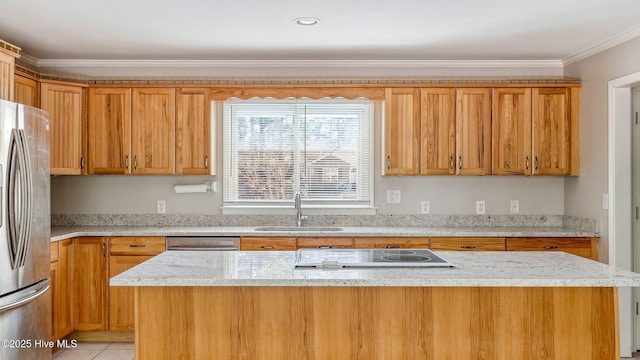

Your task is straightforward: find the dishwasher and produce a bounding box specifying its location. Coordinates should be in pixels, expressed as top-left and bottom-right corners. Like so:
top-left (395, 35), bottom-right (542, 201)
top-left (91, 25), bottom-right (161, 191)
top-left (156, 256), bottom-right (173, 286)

top-left (166, 236), bottom-right (240, 251)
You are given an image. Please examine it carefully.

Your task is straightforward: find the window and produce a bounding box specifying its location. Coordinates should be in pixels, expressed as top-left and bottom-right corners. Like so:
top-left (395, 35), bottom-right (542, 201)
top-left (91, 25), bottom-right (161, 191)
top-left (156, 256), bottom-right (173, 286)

top-left (223, 98), bottom-right (373, 211)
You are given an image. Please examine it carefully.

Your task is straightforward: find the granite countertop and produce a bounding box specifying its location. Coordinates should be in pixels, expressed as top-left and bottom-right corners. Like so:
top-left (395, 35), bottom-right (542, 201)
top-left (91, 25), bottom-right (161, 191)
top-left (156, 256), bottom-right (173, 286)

top-left (50, 225), bottom-right (597, 242)
top-left (109, 250), bottom-right (640, 288)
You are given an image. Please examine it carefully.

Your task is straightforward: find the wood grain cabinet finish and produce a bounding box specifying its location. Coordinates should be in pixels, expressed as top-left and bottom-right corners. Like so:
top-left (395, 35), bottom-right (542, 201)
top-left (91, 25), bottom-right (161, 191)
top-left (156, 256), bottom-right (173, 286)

top-left (88, 88), bottom-right (132, 174)
top-left (492, 88), bottom-right (532, 175)
top-left (420, 88), bottom-right (456, 175)
top-left (297, 237), bottom-right (354, 249)
top-left (41, 82), bottom-right (86, 175)
top-left (455, 88), bottom-right (492, 175)
top-left (74, 237), bottom-right (108, 331)
top-left (131, 88), bottom-right (176, 174)
top-left (0, 49), bottom-right (17, 101)
top-left (383, 88), bottom-right (420, 175)
top-left (354, 237), bottom-right (431, 249)
top-left (109, 236), bottom-right (165, 331)
top-left (54, 239), bottom-right (74, 341)
top-left (507, 237), bottom-right (597, 260)
top-left (13, 73), bottom-right (39, 107)
top-left (240, 237), bottom-right (297, 251)
top-left (431, 237), bottom-right (506, 251)
top-left (176, 88), bottom-right (211, 175)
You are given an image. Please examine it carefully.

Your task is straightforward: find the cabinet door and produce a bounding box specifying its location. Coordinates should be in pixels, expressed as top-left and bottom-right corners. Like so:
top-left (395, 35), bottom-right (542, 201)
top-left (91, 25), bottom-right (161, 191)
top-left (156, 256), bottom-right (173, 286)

top-left (49, 260), bottom-right (59, 342)
top-left (492, 88), bottom-right (532, 175)
top-left (240, 237), bottom-right (297, 250)
top-left (41, 82), bottom-right (85, 175)
top-left (74, 237), bottom-right (108, 331)
top-left (176, 88), bottom-right (211, 174)
top-left (532, 88), bottom-right (571, 175)
top-left (57, 239), bottom-right (74, 339)
top-left (14, 73), bottom-right (39, 107)
top-left (88, 88), bottom-right (132, 174)
top-left (109, 255), bottom-right (154, 331)
top-left (131, 88), bottom-right (176, 174)
top-left (0, 51), bottom-right (15, 101)
top-left (384, 88), bottom-right (420, 175)
top-left (455, 88), bottom-right (491, 175)
top-left (420, 88), bottom-right (456, 175)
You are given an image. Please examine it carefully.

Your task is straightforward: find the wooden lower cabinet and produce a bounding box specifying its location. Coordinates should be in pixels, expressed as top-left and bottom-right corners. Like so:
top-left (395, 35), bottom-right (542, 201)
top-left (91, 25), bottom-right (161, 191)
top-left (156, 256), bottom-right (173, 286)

top-left (51, 239), bottom-right (73, 341)
top-left (354, 237), bottom-right (430, 249)
top-left (240, 237), bottom-right (296, 250)
top-left (431, 237), bottom-right (506, 251)
top-left (507, 237), bottom-right (597, 260)
top-left (108, 236), bottom-right (165, 331)
top-left (74, 237), bottom-right (108, 331)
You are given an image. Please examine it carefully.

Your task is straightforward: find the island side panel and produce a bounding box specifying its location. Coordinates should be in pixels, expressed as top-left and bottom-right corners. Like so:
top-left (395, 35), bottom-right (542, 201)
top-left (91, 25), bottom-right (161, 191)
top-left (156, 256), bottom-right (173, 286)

top-left (135, 286), bottom-right (619, 360)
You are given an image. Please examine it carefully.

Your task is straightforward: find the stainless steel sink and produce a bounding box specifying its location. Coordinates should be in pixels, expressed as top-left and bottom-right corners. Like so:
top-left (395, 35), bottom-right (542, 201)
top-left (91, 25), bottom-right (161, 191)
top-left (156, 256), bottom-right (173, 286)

top-left (254, 226), bottom-right (344, 232)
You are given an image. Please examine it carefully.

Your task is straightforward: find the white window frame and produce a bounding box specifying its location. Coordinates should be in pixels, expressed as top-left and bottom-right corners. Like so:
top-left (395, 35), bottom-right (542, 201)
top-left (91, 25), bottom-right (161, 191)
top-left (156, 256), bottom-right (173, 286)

top-left (221, 97), bottom-right (375, 215)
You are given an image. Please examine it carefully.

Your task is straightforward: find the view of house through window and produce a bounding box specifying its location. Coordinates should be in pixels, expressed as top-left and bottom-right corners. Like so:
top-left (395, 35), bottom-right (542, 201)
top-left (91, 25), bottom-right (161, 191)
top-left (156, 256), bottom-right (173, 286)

top-left (223, 98), bottom-right (373, 209)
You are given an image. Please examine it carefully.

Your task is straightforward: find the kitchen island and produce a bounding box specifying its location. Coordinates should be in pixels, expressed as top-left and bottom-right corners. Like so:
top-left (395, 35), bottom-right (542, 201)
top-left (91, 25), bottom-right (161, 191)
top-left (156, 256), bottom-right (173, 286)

top-left (111, 250), bottom-right (640, 360)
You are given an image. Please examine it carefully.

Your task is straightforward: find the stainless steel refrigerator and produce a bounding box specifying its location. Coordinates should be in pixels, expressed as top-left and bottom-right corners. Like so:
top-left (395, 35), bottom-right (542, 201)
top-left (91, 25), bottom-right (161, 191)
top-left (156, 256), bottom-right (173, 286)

top-left (0, 99), bottom-right (51, 360)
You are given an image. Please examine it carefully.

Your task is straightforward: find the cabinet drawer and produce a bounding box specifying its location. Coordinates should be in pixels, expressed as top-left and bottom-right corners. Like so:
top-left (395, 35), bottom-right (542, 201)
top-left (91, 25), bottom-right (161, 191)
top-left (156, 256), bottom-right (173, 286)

top-left (50, 242), bottom-right (59, 263)
top-left (507, 237), bottom-right (597, 260)
top-left (109, 237), bottom-right (166, 256)
top-left (354, 237), bottom-right (430, 249)
top-left (297, 237), bottom-right (354, 249)
top-left (241, 237), bottom-right (297, 251)
top-left (431, 237), bottom-right (506, 251)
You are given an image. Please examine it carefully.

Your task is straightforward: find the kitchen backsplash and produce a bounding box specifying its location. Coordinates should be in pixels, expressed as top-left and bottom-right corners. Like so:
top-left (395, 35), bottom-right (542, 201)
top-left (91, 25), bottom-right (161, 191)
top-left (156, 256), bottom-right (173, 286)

top-left (51, 214), bottom-right (598, 233)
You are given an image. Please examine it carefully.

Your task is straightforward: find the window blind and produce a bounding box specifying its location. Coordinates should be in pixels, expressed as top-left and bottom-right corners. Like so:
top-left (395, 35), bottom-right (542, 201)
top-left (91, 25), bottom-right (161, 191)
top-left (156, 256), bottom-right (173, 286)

top-left (223, 98), bottom-right (373, 208)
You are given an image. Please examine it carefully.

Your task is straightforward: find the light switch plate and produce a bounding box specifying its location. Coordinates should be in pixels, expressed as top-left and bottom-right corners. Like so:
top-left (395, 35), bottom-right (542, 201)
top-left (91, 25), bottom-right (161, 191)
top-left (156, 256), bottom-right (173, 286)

top-left (157, 200), bottom-right (166, 214)
top-left (421, 201), bottom-right (430, 214)
top-left (476, 200), bottom-right (485, 214)
top-left (387, 190), bottom-right (401, 204)
top-left (602, 194), bottom-right (609, 210)
top-left (510, 200), bottom-right (520, 214)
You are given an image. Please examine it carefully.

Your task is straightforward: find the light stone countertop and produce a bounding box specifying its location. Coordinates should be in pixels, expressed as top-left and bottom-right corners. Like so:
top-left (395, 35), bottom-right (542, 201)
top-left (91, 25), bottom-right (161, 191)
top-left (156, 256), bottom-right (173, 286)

top-left (50, 225), bottom-right (597, 242)
top-left (109, 250), bottom-right (640, 288)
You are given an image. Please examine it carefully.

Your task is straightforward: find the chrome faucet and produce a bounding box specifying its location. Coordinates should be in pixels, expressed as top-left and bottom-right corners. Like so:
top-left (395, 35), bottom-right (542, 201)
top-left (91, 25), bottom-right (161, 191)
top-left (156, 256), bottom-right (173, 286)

top-left (294, 191), bottom-right (303, 227)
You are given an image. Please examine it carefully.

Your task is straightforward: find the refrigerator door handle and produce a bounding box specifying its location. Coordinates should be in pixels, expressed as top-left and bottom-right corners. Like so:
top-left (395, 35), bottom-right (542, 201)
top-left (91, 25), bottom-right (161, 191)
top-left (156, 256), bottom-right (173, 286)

top-left (17, 129), bottom-right (32, 268)
top-left (0, 279), bottom-right (49, 313)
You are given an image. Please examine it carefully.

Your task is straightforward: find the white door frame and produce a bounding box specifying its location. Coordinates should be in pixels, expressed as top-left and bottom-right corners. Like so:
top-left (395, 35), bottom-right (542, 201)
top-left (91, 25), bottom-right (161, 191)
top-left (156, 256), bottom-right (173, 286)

top-left (608, 71), bottom-right (640, 356)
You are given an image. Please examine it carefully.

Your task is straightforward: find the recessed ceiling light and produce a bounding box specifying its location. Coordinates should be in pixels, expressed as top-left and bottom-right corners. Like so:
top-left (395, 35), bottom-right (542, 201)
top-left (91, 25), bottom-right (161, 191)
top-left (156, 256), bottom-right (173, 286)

top-left (294, 17), bottom-right (320, 26)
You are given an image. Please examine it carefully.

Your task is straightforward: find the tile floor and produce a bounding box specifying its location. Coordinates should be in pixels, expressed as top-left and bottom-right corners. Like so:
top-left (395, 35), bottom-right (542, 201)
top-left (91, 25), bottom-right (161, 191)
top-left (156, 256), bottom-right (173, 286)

top-left (51, 342), bottom-right (134, 360)
top-left (49, 341), bottom-right (640, 360)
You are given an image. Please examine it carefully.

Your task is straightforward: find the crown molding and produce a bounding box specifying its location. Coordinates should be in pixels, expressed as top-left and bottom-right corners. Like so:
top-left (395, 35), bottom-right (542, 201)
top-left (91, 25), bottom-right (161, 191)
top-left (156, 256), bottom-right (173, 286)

top-left (29, 58), bottom-right (563, 69)
top-left (18, 53), bottom-right (39, 67)
top-left (562, 24), bottom-right (640, 66)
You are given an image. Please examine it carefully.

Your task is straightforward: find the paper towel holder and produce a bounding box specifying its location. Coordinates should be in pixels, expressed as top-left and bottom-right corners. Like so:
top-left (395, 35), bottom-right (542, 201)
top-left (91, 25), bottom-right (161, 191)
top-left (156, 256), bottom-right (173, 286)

top-left (173, 181), bottom-right (217, 194)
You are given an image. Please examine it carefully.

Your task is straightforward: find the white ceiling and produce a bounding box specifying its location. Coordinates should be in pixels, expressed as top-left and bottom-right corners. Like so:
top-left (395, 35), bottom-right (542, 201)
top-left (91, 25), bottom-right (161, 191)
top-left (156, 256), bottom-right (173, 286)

top-left (1, 0), bottom-right (640, 65)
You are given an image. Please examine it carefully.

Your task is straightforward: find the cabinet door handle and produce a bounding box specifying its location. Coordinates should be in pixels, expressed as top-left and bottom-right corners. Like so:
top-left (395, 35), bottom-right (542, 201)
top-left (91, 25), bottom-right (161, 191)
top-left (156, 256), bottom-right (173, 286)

top-left (260, 245), bottom-right (276, 249)
top-left (317, 246), bottom-right (333, 249)
top-left (129, 244), bottom-right (146, 248)
top-left (80, 156), bottom-right (85, 169)
top-left (542, 245), bottom-right (558, 249)
top-left (125, 155), bottom-right (129, 170)
top-left (460, 245), bottom-right (476, 249)
top-left (525, 156), bottom-right (530, 170)
top-left (458, 156), bottom-right (463, 170)
top-left (204, 155), bottom-right (209, 170)
top-left (386, 155), bottom-right (391, 170)
top-left (102, 242), bottom-right (106, 257)
top-left (384, 245), bottom-right (400, 249)
top-left (534, 156), bottom-right (539, 171)
top-left (133, 155), bottom-right (138, 171)
top-left (449, 156), bottom-right (454, 172)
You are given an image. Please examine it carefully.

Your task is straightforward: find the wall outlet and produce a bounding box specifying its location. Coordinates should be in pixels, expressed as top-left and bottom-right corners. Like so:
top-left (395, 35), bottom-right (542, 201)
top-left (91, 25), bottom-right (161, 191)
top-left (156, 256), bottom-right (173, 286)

top-left (157, 200), bottom-right (166, 214)
top-left (510, 200), bottom-right (520, 214)
top-left (387, 190), bottom-right (401, 204)
top-left (476, 200), bottom-right (485, 214)
top-left (421, 201), bottom-right (431, 214)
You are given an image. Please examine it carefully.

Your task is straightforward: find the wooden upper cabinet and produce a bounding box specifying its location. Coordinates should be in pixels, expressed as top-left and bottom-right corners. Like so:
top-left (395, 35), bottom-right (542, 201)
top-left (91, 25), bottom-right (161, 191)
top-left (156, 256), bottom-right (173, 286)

top-left (420, 88), bottom-right (456, 175)
top-left (176, 88), bottom-right (211, 175)
top-left (40, 82), bottom-right (85, 175)
top-left (88, 88), bottom-right (132, 174)
top-left (532, 88), bottom-right (572, 175)
top-left (384, 88), bottom-right (420, 175)
top-left (0, 43), bottom-right (19, 101)
top-left (13, 73), bottom-right (39, 107)
top-left (131, 88), bottom-right (176, 174)
top-left (492, 88), bottom-right (532, 175)
top-left (455, 88), bottom-right (491, 175)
